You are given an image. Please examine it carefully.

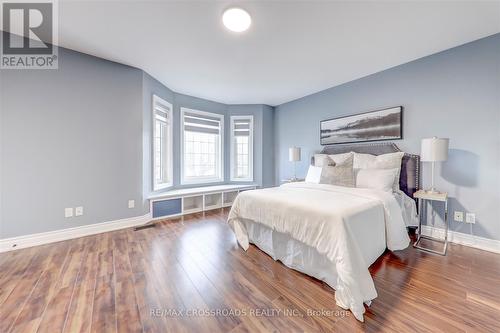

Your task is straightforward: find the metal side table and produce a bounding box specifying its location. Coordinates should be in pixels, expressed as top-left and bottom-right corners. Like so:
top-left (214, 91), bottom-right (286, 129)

top-left (413, 190), bottom-right (448, 255)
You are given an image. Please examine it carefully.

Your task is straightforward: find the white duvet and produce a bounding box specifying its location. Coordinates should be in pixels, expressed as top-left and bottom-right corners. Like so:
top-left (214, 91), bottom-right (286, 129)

top-left (227, 182), bottom-right (410, 322)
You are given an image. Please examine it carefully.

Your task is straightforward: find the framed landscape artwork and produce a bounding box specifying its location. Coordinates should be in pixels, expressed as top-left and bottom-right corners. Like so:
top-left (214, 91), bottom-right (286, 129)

top-left (320, 106), bottom-right (402, 145)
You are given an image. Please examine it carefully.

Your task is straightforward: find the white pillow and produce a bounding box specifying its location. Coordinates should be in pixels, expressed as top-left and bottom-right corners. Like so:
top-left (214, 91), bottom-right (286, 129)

top-left (353, 152), bottom-right (404, 191)
top-left (305, 165), bottom-right (322, 183)
top-left (356, 168), bottom-right (399, 192)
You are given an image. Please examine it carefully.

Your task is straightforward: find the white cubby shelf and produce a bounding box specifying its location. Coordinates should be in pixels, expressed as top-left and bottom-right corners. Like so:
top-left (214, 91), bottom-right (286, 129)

top-left (148, 184), bottom-right (257, 220)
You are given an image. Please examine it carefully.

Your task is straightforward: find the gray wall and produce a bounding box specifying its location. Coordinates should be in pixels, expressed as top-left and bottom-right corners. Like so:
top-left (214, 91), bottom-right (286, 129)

top-left (261, 104), bottom-right (275, 188)
top-left (1, 47), bottom-right (145, 238)
top-left (1, 44), bottom-right (275, 238)
top-left (6, 32), bottom-right (496, 241)
top-left (275, 33), bottom-right (500, 241)
top-left (141, 72), bottom-right (175, 211)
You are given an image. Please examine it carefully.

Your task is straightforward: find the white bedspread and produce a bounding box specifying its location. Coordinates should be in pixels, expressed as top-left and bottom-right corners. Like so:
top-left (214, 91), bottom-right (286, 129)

top-left (227, 182), bottom-right (410, 322)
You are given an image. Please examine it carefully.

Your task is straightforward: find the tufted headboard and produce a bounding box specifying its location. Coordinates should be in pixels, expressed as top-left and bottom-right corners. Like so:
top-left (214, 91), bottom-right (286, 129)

top-left (310, 142), bottom-right (420, 199)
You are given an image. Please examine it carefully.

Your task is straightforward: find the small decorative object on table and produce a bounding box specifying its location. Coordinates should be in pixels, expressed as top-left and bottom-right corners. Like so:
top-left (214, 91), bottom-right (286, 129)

top-left (281, 178), bottom-right (305, 184)
top-left (413, 190), bottom-right (448, 255)
top-left (288, 146), bottom-right (301, 181)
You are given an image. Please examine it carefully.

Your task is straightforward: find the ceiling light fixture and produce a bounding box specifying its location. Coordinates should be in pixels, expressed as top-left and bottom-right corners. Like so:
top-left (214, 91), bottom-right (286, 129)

top-left (222, 8), bottom-right (251, 32)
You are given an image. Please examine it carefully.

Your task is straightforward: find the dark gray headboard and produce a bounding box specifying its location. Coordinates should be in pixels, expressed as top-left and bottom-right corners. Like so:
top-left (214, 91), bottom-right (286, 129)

top-left (311, 142), bottom-right (420, 199)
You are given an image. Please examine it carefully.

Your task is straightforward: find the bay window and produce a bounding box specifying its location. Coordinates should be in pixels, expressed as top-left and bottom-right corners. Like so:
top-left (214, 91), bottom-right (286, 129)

top-left (230, 116), bottom-right (253, 182)
top-left (152, 95), bottom-right (173, 190)
top-left (181, 108), bottom-right (224, 184)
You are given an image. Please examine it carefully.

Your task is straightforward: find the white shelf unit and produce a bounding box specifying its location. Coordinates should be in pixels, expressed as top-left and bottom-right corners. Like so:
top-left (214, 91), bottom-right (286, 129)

top-left (149, 184), bottom-right (256, 220)
top-left (223, 191), bottom-right (239, 207)
top-left (204, 193), bottom-right (223, 210)
top-left (182, 195), bottom-right (204, 214)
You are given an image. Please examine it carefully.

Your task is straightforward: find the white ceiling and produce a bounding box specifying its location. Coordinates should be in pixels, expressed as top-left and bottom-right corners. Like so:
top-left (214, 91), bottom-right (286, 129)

top-left (56, 1), bottom-right (500, 105)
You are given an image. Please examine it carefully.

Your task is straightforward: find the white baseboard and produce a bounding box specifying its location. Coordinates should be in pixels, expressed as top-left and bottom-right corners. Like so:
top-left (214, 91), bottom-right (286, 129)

top-left (421, 225), bottom-right (500, 254)
top-left (0, 213), bottom-right (151, 253)
top-left (3, 216), bottom-right (498, 255)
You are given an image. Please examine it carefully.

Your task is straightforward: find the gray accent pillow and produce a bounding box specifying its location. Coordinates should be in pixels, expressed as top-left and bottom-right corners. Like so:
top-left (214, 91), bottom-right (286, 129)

top-left (319, 155), bottom-right (355, 187)
top-left (313, 154), bottom-right (336, 167)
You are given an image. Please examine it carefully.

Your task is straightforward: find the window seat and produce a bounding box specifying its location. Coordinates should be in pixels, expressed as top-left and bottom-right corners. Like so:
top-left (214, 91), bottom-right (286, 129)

top-left (148, 184), bottom-right (256, 219)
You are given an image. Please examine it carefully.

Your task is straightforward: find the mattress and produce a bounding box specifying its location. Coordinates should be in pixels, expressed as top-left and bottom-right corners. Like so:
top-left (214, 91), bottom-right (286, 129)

top-left (228, 182), bottom-right (411, 322)
top-left (243, 217), bottom-right (385, 289)
top-left (394, 190), bottom-right (419, 227)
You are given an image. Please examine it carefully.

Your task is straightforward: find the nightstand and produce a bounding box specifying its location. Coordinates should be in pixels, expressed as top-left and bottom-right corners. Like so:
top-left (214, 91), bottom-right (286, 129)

top-left (413, 190), bottom-right (448, 255)
top-left (281, 178), bottom-right (305, 184)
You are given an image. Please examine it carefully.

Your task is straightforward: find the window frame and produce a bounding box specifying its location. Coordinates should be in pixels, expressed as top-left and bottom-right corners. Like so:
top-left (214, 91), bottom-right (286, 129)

top-left (230, 115), bottom-right (254, 182)
top-left (180, 107), bottom-right (224, 185)
top-left (152, 95), bottom-right (173, 191)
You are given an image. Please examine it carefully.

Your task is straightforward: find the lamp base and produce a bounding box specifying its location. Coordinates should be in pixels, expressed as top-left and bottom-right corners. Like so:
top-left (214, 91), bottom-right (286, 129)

top-left (424, 188), bottom-right (441, 194)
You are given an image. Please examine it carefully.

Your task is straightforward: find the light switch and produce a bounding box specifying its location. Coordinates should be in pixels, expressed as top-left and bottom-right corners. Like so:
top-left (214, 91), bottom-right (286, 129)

top-left (128, 200), bottom-right (135, 209)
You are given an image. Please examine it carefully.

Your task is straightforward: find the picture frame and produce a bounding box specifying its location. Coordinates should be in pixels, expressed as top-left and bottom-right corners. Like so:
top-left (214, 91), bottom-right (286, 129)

top-left (320, 106), bottom-right (403, 145)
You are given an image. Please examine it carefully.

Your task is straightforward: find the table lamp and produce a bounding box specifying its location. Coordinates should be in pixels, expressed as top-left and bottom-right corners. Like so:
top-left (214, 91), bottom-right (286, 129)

top-left (289, 147), bottom-right (301, 181)
top-left (421, 137), bottom-right (449, 194)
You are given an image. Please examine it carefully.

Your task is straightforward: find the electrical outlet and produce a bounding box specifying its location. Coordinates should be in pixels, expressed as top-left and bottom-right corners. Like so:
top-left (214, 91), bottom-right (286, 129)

top-left (465, 213), bottom-right (476, 224)
top-left (65, 208), bottom-right (73, 218)
top-left (75, 206), bottom-right (84, 216)
top-left (128, 200), bottom-right (135, 209)
top-left (454, 211), bottom-right (464, 222)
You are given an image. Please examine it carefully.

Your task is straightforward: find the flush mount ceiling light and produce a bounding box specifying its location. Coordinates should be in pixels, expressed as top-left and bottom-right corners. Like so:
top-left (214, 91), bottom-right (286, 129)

top-left (222, 8), bottom-right (251, 32)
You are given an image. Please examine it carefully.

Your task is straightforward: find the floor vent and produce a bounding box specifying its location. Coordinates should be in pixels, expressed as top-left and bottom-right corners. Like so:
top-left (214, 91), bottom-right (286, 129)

top-left (134, 223), bottom-right (156, 231)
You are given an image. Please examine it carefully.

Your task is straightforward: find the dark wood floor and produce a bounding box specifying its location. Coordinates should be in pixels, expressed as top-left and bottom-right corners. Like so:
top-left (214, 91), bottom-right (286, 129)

top-left (1, 208), bottom-right (499, 333)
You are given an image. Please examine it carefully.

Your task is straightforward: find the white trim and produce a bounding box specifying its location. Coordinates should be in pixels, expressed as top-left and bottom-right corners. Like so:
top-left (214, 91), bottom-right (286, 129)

top-left (4, 212), bottom-right (497, 255)
top-left (230, 115), bottom-right (254, 182)
top-left (149, 212), bottom-right (183, 222)
top-left (152, 95), bottom-right (173, 191)
top-left (180, 107), bottom-right (224, 185)
top-left (148, 184), bottom-right (257, 200)
top-left (0, 213), bottom-right (151, 253)
top-left (421, 225), bottom-right (500, 254)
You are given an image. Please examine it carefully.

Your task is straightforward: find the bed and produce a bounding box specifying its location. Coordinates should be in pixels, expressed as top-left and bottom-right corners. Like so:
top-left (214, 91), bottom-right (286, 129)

top-left (227, 143), bottom-right (420, 322)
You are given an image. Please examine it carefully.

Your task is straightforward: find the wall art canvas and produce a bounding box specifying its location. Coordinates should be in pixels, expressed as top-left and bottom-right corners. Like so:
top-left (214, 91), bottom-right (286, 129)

top-left (320, 106), bottom-right (402, 145)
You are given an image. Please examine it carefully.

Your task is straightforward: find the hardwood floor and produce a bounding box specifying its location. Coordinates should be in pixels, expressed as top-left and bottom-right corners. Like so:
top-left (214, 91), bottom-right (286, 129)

top-left (1, 208), bottom-right (499, 333)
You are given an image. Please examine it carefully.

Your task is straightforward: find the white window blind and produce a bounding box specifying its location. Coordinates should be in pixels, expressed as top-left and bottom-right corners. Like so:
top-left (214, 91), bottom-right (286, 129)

top-left (230, 116), bottom-right (253, 182)
top-left (181, 108), bottom-right (224, 184)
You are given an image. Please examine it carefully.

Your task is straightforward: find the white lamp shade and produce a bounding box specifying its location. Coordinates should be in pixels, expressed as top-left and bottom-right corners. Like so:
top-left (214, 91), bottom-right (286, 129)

top-left (289, 147), bottom-right (301, 162)
top-left (421, 137), bottom-right (449, 162)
